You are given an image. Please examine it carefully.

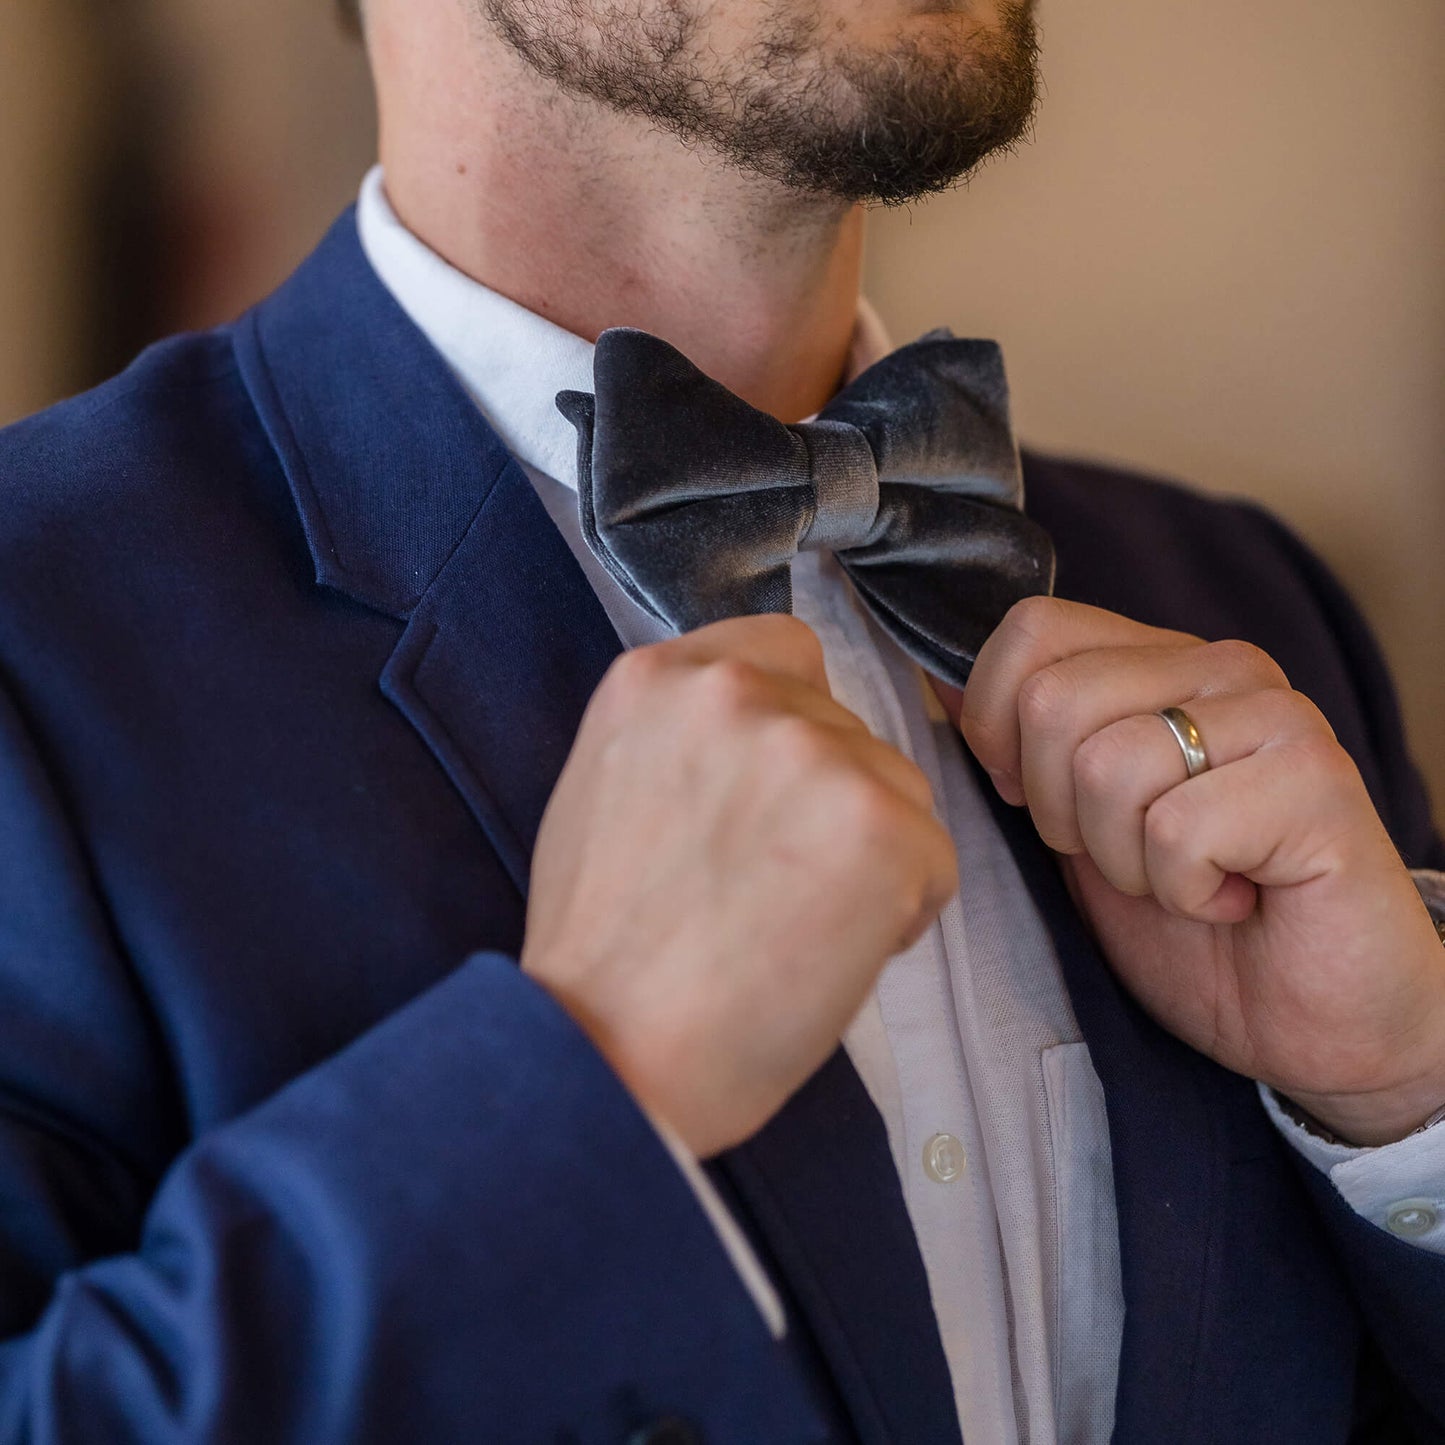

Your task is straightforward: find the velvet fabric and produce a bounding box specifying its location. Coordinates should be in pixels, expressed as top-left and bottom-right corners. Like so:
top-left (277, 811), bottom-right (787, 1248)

top-left (557, 327), bottom-right (1056, 686)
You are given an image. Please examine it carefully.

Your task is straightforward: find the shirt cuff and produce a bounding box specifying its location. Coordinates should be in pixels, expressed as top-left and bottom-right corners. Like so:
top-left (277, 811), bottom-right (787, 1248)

top-left (646, 1110), bottom-right (788, 1340)
top-left (1260, 1082), bottom-right (1445, 1253)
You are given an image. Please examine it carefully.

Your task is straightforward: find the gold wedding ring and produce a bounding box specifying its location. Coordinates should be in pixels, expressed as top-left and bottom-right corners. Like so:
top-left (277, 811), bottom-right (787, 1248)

top-left (1157, 706), bottom-right (1209, 779)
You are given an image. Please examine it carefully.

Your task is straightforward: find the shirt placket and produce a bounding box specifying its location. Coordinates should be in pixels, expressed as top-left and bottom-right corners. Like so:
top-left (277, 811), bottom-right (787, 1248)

top-left (792, 552), bottom-right (1019, 1445)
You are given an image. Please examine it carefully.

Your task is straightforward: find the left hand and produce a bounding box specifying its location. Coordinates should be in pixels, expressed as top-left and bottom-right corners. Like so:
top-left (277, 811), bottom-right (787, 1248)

top-left (944, 597), bottom-right (1445, 1146)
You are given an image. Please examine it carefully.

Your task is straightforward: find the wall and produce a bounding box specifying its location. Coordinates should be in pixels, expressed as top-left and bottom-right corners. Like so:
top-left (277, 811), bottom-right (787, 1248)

top-left (0, 2), bottom-right (101, 423)
top-left (0, 0), bottom-right (374, 419)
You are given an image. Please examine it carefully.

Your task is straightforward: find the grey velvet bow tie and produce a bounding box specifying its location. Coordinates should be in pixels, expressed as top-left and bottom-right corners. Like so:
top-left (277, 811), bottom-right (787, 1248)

top-left (555, 327), bottom-right (1056, 689)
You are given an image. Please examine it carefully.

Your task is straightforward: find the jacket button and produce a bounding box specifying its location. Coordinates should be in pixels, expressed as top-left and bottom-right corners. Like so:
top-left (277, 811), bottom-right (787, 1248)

top-left (627, 1418), bottom-right (702, 1445)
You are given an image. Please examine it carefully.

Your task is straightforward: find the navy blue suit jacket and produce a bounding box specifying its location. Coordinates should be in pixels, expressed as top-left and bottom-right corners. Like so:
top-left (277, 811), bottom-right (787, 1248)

top-left (0, 212), bottom-right (1441, 1443)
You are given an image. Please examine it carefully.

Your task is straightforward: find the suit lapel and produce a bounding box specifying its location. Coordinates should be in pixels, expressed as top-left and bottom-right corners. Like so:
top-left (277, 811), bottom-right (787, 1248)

top-left (379, 458), bottom-right (622, 891)
top-left (235, 211), bottom-right (623, 893)
top-left (235, 212), bottom-right (957, 1441)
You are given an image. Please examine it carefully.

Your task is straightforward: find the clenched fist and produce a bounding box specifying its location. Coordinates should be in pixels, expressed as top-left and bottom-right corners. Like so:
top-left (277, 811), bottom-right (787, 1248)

top-left (522, 615), bottom-right (958, 1158)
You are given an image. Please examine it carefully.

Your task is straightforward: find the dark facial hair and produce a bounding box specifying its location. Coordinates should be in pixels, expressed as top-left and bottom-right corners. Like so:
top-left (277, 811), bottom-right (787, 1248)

top-left (482, 0), bottom-right (1040, 204)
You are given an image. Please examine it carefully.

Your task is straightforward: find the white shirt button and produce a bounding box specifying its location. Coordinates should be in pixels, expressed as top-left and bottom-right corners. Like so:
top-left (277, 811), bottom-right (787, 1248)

top-left (1385, 1199), bottom-right (1440, 1238)
top-left (924, 1133), bottom-right (966, 1183)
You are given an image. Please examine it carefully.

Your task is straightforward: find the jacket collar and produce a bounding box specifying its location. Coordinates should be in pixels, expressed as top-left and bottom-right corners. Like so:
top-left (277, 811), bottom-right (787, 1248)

top-left (234, 207), bottom-right (512, 622)
top-left (354, 166), bottom-right (600, 494)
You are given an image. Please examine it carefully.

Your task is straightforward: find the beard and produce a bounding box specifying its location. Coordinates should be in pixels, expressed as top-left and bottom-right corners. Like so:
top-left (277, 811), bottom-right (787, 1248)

top-left (480, 0), bottom-right (1040, 205)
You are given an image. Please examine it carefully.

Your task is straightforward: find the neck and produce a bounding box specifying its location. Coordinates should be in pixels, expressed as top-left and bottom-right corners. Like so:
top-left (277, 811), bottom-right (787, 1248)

top-left (369, 3), bottom-right (865, 421)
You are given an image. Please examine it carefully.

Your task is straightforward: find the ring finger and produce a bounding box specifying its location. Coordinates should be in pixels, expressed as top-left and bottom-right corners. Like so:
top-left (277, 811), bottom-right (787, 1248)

top-left (1072, 686), bottom-right (1336, 898)
top-left (1017, 638), bottom-right (1290, 852)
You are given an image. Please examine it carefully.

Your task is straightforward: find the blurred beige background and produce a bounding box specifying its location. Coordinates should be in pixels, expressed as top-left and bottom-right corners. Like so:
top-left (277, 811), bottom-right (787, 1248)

top-left (2, 0), bottom-right (1441, 802)
top-left (0, 0), bottom-right (374, 412)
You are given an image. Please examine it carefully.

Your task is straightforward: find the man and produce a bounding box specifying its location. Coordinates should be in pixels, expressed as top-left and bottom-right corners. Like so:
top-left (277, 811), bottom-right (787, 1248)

top-left (0, 0), bottom-right (1441, 1439)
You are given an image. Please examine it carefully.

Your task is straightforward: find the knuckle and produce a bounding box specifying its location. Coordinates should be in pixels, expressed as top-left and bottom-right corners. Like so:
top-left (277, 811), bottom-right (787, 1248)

top-left (598, 645), bottom-right (667, 710)
top-left (836, 773), bottom-right (908, 844)
top-left (1279, 731), bottom-right (1357, 789)
top-left (1202, 637), bottom-right (1288, 691)
top-left (1144, 789), bottom-right (1195, 856)
top-left (1002, 594), bottom-right (1065, 649)
top-left (1248, 685), bottom-right (1331, 742)
top-left (1017, 664), bottom-right (1079, 738)
top-left (779, 613), bottom-right (826, 658)
top-left (766, 715), bottom-right (835, 774)
top-left (1072, 727), bottom-right (1128, 799)
top-left (883, 750), bottom-right (934, 809)
top-left (695, 656), bottom-right (766, 719)
top-left (1280, 688), bottom-right (1335, 739)
top-left (758, 613), bottom-right (826, 675)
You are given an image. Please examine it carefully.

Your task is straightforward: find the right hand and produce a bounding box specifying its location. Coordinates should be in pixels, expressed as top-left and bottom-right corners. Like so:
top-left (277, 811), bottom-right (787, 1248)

top-left (521, 615), bottom-right (958, 1158)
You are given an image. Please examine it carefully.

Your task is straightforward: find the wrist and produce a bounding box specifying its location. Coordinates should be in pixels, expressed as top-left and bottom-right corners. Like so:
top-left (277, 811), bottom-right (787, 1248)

top-left (1288, 872), bottom-right (1445, 1146)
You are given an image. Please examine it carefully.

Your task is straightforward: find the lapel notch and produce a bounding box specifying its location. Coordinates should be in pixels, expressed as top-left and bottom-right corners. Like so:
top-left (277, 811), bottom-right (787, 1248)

top-left (234, 210), bottom-right (623, 892)
top-left (379, 459), bottom-right (622, 892)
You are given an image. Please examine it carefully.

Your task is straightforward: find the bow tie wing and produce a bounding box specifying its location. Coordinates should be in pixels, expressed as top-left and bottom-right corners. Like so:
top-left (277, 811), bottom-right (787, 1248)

top-left (823, 334), bottom-right (1056, 687)
top-left (821, 333), bottom-right (1025, 507)
top-left (843, 489), bottom-right (1055, 687)
top-left (557, 329), bottom-right (813, 632)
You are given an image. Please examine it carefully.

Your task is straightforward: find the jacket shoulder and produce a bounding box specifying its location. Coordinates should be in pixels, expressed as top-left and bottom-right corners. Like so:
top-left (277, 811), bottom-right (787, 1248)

top-left (0, 329), bottom-right (307, 662)
top-left (0, 329), bottom-right (252, 532)
top-left (1022, 448), bottom-right (1291, 621)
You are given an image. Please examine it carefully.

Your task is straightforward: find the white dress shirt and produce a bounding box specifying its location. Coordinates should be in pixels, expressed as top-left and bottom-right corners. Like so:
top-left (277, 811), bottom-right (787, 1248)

top-left (356, 165), bottom-right (1445, 1444)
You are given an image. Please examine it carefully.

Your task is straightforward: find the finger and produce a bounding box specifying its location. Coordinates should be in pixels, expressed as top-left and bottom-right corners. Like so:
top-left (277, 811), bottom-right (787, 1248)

top-left (1142, 720), bottom-right (1372, 925)
top-left (1074, 687), bottom-right (1334, 897)
top-left (746, 671), bottom-right (872, 737)
top-left (668, 614), bottom-right (831, 692)
top-left (1016, 637), bottom-right (1291, 852)
top-left (783, 742), bottom-right (958, 954)
top-left (760, 709), bottom-right (941, 817)
top-left (960, 596), bottom-right (1199, 795)
top-left (877, 807), bottom-right (960, 951)
top-left (845, 731), bottom-right (941, 816)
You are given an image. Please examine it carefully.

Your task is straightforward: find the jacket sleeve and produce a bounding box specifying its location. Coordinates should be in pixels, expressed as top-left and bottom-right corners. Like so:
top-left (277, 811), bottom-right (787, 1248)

top-left (0, 682), bottom-right (824, 1444)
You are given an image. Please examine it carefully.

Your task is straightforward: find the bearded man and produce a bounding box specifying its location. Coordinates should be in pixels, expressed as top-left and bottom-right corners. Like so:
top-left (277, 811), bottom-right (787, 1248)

top-left (0, 0), bottom-right (1442, 1440)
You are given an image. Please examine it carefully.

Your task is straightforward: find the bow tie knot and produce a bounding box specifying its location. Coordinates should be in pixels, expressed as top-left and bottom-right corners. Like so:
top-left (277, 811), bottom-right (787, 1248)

top-left (557, 326), bottom-right (1055, 688)
top-left (798, 419), bottom-right (882, 552)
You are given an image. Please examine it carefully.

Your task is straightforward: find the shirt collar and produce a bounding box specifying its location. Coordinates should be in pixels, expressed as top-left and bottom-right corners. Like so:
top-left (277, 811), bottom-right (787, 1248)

top-left (356, 166), bottom-right (893, 492)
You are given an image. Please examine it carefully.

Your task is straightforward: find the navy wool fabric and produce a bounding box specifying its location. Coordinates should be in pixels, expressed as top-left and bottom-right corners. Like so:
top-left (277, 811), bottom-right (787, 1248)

top-left (0, 210), bottom-right (1439, 1443)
